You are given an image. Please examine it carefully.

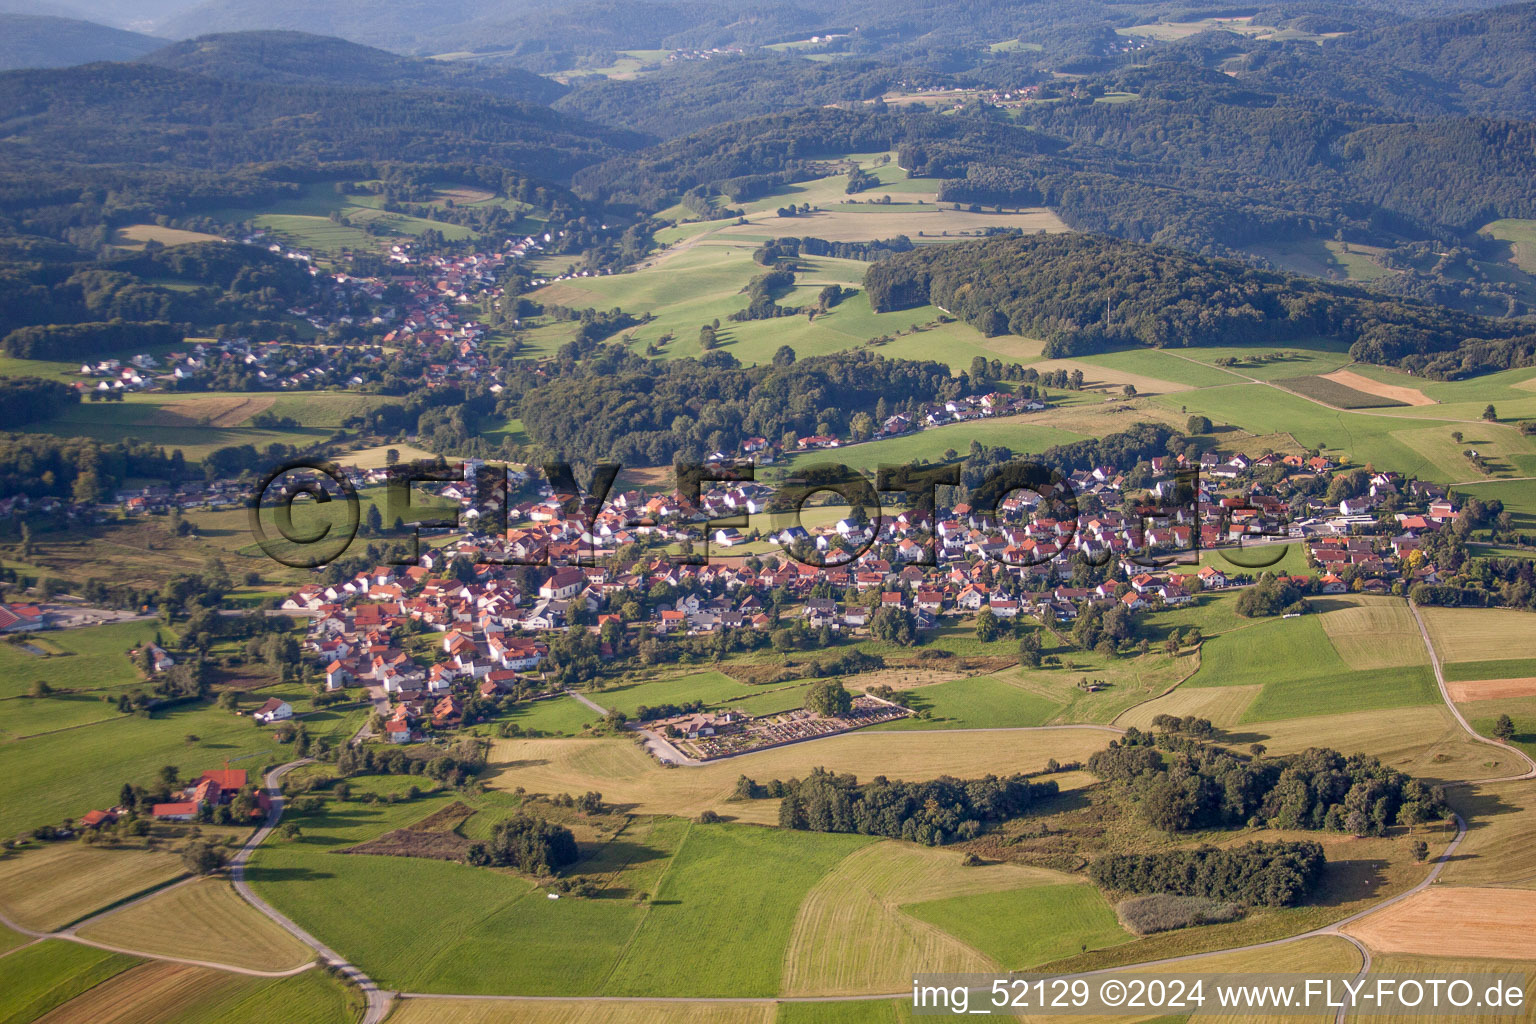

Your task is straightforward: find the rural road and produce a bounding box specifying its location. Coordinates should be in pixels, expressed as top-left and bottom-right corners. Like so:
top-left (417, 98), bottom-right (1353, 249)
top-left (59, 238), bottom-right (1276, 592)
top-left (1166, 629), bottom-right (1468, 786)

top-left (230, 758), bottom-right (394, 1024)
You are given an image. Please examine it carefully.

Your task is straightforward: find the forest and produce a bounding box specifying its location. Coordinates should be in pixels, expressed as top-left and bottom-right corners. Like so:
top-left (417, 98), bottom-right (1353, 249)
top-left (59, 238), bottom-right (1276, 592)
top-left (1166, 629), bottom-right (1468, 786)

top-left (513, 347), bottom-right (961, 467)
top-left (774, 766), bottom-right (1061, 845)
top-left (863, 232), bottom-right (1536, 376)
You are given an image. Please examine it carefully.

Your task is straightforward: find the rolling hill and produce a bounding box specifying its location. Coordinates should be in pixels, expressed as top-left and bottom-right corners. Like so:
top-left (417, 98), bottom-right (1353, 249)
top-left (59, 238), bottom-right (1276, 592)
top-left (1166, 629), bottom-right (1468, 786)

top-left (139, 30), bottom-right (567, 105)
top-left (0, 13), bottom-right (164, 70)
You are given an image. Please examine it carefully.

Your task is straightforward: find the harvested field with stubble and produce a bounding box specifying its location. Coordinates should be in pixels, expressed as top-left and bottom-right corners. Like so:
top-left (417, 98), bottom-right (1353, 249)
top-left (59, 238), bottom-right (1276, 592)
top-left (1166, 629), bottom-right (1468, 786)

top-left (31, 961), bottom-right (248, 1024)
top-left (1342, 887), bottom-right (1536, 959)
top-left (1235, 704), bottom-right (1512, 786)
top-left (780, 842), bottom-right (1075, 995)
top-left (1447, 677), bottom-right (1536, 701)
top-left (1116, 684), bottom-right (1261, 730)
top-left (147, 395), bottom-right (276, 428)
top-left (30, 961), bottom-right (356, 1024)
top-left (484, 729), bottom-right (1112, 822)
top-left (75, 878), bottom-right (314, 972)
top-left (1319, 368), bottom-right (1435, 406)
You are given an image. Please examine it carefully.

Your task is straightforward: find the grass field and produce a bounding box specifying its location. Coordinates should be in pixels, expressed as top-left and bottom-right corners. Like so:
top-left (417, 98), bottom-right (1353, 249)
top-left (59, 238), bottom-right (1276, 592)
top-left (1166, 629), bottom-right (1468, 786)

top-left (0, 941), bottom-right (138, 1024)
top-left (483, 729), bottom-right (1113, 824)
top-left (781, 842), bottom-right (1075, 995)
top-left (0, 620), bottom-right (156, 699)
top-left (33, 390), bottom-right (397, 462)
top-left (1184, 611), bottom-right (1439, 722)
top-left (1421, 606), bottom-right (1536, 665)
top-left (869, 674), bottom-right (1063, 731)
top-left (1465, 695), bottom-right (1536, 760)
top-left (495, 694), bottom-right (600, 736)
top-left (208, 182), bottom-right (484, 255)
top-left (112, 224), bottom-right (225, 249)
top-left (0, 692), bottom-right (295, 839)
top-left (1482, 218), bottom-right (1536, 275)
top-left (76, 878), bottom-right (314, 972)
top-left (527, 155), bottom-right (1070, 371)
top-left (903, 883), bottom-right (1132, 968)
top-left (30, 960), bottom-right (357, 1024)
top-left (603, 824), bottom-right (872, 996)
top-left (0, 843), bottom-right (186, 932)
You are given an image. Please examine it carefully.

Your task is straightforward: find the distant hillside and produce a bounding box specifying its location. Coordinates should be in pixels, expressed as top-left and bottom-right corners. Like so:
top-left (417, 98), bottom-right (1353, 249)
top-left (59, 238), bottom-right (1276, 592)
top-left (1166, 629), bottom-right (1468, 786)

top-left (0, 14), bottom-right (164, 70)
top-left (1218, 1), bottom-right (1536, 118)
top-left (139, 30), bottom-right (567, 105)
top-left (0, 62), bottom-right (640, 181)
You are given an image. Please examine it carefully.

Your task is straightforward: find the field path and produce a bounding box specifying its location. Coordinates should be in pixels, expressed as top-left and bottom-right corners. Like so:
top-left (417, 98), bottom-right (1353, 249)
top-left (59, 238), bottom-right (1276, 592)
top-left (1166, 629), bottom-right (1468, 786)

top-left (231, 758), bottom-right (394, 1024)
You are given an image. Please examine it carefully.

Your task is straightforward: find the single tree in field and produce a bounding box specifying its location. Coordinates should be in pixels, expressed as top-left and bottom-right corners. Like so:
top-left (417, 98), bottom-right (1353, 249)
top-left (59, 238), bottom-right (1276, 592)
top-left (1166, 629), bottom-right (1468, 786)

top-left (1494, 713), bottom-right (1516, 742)
top-left (385, 448), bottom-right (400, 467)
top-left (1186, 414), bottom-right (1212, 435)
top-left (29, 679), bottom-right (51, 698)
top-left (1411, 840), bottom-right (1429, 863)
top-left (1123, 384), bottom-right (1137, 397)
top-left (1248, 743), bottom-right (1266, 758)
top-left (1451, 430), bottom-right (1463, 444)
top-left (1484, 404), bottom-right (1498, 422)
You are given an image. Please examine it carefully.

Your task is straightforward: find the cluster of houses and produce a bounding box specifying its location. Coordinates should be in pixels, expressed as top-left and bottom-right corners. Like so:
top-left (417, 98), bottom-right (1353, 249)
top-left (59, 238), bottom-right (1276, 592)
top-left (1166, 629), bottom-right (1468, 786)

top-left (271, 446), bottom-right (1462, 746)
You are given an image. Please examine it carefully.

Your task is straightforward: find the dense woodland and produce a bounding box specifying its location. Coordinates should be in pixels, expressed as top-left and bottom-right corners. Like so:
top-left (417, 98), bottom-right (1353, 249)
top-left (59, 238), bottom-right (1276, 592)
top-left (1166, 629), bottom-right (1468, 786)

top-left (1090, 841), bottom-right (1328, 908)
top-left (1087, 733), bottom-right (1450, 836)
top-left (775, 767), bottom-right (1060, 845)
top-left (864, 233), bottom-right (1536, 376)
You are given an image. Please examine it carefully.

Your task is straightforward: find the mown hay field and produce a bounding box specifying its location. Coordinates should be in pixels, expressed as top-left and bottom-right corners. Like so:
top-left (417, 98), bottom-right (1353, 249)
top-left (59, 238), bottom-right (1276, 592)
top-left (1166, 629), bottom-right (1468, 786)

top-left (781, 842), bottom-right (1075, 995)
top-left (1315, 596), bottom-right (1430, 670)
top-left (0, 843), bottom-right (185, 932)
top-left (1421, 607), bottom-right (1536, 665)
top-left (76, 878), bottom-right (314, 972)
top-left (1237, 704), bottom-right (1511, 787)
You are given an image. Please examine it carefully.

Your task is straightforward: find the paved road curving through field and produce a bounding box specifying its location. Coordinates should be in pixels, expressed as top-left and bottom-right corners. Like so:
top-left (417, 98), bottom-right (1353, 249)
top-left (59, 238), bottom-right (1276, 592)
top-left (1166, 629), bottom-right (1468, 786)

top-left (230, 758), bottom-right (394, 1024)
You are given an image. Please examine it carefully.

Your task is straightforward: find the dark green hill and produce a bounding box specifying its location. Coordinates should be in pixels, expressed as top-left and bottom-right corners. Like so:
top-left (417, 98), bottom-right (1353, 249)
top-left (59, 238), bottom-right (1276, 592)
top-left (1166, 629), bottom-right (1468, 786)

top-left (139, 30), bottom-right (567, 105)
top-left (0, 61), bottom-right (639, 180)
top-left (0, 13), bottom-right (164, 70)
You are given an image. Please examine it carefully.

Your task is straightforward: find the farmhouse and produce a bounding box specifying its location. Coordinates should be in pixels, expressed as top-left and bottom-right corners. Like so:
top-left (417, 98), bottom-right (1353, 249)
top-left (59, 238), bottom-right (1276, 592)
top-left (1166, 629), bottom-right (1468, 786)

top-left (254, 698), bottom-right (294, 724)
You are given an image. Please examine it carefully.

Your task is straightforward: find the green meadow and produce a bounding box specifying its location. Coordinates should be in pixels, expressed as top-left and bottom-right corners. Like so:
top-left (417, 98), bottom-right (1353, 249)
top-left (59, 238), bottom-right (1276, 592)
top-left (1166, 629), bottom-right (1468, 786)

top-left (0, 941), bottom-right (138, 1024)
top-left (1183, 613), bottom-right (1439, 722)
top-left (0, 697), bottom-right (294, 837)
top-left (903, 883), bottom-right (1131, 968)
